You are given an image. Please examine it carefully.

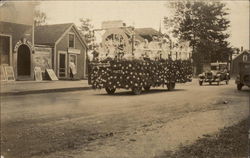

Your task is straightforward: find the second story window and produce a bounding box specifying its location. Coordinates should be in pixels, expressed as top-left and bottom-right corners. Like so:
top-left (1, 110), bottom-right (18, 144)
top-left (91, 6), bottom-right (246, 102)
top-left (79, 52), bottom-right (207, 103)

top-left (69, 34), bottom-right (75, 48)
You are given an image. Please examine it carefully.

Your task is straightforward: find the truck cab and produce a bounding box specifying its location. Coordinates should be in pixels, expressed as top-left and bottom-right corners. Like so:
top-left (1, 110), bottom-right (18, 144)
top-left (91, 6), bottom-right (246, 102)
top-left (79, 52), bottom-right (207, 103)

top-left (235, 61), bottom-right (250, 90)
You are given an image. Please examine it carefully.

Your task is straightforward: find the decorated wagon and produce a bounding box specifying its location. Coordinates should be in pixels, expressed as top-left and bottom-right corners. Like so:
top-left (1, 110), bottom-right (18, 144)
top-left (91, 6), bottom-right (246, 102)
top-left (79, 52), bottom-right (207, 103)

top-left (88, 59), bottom-right (192, 95)
top-left (87, 21), bottom-right (193, 95)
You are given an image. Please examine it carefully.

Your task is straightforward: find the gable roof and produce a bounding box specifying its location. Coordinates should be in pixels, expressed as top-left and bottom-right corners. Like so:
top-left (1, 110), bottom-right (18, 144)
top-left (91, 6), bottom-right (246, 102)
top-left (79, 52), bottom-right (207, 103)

top-left (233, 50), bottom-right (250, 61)
top-left (134, 28), bottom-right (162, 42)
top-left (35, 23), bottom-right (87, 48)
top-left (134, 28), bottom-right (162, 37)
top-left (35, 23), bottom-right (73, 46)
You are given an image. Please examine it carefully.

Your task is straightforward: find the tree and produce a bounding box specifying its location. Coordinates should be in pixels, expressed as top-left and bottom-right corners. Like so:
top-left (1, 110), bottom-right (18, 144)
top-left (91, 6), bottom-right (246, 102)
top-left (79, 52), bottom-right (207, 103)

top-left (34, 10), bottom-right (47, 26)
top-left (79, 18), bottom-right (94, 49)
top-left (164, 1), bottom-right (231, 74)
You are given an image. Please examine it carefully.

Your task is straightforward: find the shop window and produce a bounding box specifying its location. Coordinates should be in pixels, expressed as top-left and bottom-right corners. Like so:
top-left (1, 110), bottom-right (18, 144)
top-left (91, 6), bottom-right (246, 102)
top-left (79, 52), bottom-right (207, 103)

top-left (0, 35), bottom-right (10, 65)
top-left (69, 34), bottom-right (75, 48)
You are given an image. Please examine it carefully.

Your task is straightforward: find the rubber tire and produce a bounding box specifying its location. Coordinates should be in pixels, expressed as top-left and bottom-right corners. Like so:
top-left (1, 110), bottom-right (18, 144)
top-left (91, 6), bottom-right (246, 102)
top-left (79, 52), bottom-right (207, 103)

top-left (143, 86), bottom-right (151, 91)
top-left (132, 87), bottom-right (142, 95)
top-left (167, 82), bottom-right (175, 91)
top-left (199, 81), bottom-right (203, 86)
top-left (105, 87), bottom-right (116, 95)
top-left (209, 82), bottom-right (212, 85)
top-left (237, 84), bottom-right (243, 90)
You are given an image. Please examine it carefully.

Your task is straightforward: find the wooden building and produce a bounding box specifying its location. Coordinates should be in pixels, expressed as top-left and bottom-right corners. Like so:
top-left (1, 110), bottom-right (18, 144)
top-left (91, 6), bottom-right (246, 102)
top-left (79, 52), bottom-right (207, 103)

top-left (35, 23), bottom-right (88, 79)
top-left (0, 2), bottom-right (36, 80)
top-left (231, 50), bottom-right (250, 77)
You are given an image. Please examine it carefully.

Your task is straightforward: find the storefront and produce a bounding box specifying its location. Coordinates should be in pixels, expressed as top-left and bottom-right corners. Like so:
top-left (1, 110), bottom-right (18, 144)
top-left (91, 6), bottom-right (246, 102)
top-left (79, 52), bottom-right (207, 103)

top-left (35, 23), bottom-right (88, 80)
top-left (0, 1), bottom-right (36, 81)
top-left (0, 22), bottom-right (34, 81)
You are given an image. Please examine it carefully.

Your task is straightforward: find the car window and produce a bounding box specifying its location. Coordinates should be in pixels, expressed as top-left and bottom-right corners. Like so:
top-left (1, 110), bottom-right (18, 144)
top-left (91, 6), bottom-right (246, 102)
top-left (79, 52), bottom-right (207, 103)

top-left (211, 66), bottom-right (217, 70)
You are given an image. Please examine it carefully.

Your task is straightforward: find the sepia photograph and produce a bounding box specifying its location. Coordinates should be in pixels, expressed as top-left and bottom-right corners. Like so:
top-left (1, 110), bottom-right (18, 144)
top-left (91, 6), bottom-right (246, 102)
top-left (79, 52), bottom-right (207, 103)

top-left (0, 0), bottom-right (249, 158)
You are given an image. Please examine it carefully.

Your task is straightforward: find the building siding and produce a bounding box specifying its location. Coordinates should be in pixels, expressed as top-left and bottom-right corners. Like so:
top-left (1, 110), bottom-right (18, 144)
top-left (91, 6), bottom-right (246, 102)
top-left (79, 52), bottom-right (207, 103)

top-left (231, 51), bottom-right (250, 76)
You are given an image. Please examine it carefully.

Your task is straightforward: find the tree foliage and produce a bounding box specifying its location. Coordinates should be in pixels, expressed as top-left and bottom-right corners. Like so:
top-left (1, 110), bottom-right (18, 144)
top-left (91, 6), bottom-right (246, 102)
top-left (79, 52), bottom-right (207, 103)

top-left (164, 1), bottom-right (232, 71)
top-left (79, 18), bottom-right (94, 47)
top-left (34, 10), bottom-right (47, 26)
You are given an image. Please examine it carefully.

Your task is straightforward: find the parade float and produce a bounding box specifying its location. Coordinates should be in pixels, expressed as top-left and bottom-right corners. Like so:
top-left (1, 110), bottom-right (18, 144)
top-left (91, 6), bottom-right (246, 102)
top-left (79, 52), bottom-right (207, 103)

top-left (88, 21), bottom-right (192, 95)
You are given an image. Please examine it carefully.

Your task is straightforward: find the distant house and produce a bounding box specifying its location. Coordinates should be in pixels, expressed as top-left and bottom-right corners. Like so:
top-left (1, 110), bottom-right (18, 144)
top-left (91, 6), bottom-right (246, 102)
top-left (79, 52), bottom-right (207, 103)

top-left (134, 28), bottom-right (162, 42)
top-left (231, 50), bottom-right (250, 76)
top-left (35, 23), bottom-right (88, 79)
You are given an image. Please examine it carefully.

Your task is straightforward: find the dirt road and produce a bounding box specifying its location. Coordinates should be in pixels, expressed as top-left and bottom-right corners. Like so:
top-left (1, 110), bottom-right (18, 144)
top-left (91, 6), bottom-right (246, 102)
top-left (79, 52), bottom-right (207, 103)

top-left (1, 80), bottom-right (249, 158)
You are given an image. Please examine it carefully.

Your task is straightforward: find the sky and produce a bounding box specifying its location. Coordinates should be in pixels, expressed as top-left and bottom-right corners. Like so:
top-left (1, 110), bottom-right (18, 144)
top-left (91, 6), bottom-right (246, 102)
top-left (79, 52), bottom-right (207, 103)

top-left (38, 1), bottom-right (249, 50)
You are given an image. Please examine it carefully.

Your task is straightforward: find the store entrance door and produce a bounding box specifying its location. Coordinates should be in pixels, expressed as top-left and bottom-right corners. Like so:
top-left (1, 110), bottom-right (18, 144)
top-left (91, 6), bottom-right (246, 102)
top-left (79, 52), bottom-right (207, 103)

top-left (17, 44), bottom-right (31, 77)
top-left (59, 53), bottom-right (66, 78)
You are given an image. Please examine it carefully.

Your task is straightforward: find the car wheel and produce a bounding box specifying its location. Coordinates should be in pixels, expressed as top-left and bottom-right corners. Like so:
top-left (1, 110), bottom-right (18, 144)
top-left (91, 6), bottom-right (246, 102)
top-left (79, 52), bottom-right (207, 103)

top-left (209, 82), bottom-right (212, 85)
top-left (105, 87), bottom-right (116, 95)
top-left (237, 84), bottom-right (243, 90)
top-left (225, 80), bottom-right (229, 85)
top-left (199, 81), bottom-right (203, 86)
top-left (167, 82), bottom-right (175, 91)
top-left (132, 87), bottom-right (142, 95)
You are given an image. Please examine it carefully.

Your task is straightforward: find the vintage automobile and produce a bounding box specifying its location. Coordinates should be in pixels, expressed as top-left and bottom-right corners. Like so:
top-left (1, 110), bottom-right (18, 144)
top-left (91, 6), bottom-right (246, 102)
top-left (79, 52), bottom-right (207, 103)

top-left (198, 62), bottom-right (230, 86)
top-left (235, 61), bottom-right (250, 90)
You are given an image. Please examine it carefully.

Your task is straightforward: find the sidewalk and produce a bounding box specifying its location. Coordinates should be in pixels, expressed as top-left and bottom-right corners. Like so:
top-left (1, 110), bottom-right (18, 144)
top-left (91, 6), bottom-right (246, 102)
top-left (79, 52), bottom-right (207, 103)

top-left (0, 80), bottom-right (91, 96)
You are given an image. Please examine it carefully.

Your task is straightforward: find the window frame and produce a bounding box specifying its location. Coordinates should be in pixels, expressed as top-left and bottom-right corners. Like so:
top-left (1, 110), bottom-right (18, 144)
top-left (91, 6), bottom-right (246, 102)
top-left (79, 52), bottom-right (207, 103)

top-left (0, 34), bottom-right (12, 66)
top-left (68, 33), bottom-right (75, 48)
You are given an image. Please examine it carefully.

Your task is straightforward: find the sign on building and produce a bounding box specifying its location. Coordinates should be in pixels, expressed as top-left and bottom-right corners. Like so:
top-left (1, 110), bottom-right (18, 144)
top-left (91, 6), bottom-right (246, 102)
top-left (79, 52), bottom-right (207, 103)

top-left (4, 66), bottom-right (15, 81)
top-left (34, 67), bottom-right (42, 81)
top-left (45, 69), bottom-right (58, 81)
top-left (33, 47), bottom-right (52, 72)
top-left (0, 65), bottom-right (6, 81)
top-left (102, 21), bottom-right (124, 29)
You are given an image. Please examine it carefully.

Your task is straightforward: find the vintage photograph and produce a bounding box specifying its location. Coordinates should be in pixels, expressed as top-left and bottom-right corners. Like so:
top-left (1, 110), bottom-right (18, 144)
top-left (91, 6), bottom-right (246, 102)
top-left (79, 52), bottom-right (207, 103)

top-left (0, 0), bottom-right (249, 158)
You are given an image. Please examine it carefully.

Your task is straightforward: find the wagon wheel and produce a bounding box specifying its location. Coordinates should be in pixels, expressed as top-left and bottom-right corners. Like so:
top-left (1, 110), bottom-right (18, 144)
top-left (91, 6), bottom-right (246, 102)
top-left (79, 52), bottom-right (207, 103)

top-left (105, 87), bottom-right (116, 95)
top-left (132, 87), bottom-right (142, 95)
top-left (167, 82), bottom-right (175, 91)
top-left (199, 81), bottom-right (203, 86)
top-left (237, 84), bottom-right (243, 90)
top-left (143, 85), bottom-right (151, 91)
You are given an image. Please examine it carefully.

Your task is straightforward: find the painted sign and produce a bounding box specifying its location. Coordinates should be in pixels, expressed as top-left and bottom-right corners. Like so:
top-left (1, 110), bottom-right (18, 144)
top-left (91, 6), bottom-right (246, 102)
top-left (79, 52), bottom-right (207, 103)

top-left (4, 66), bottom-right (15, 81)
top-left (68, 48), bottom-right (81, 54)
top-left (14, 38), bottom-right (33, 52)
top-left (102, 20), bottom-right (124, 29)
top-left (46, 69), bottom-right (58, 81)
top-left (34, 67), bottom-right (43, 81)
top-left (0, 65), bottom-right (6, 81)
top-left (33, 47), bottom-right (52, 72)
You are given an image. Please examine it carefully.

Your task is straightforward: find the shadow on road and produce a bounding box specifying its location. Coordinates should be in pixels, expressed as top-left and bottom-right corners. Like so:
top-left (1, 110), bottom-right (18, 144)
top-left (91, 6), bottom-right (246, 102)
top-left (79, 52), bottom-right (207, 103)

top-left (238, 88), bottom-right (250, 93)
top-left (200, 83), bottom-right (229, 86)
top-left (95, 88), bottom-right (187, 96)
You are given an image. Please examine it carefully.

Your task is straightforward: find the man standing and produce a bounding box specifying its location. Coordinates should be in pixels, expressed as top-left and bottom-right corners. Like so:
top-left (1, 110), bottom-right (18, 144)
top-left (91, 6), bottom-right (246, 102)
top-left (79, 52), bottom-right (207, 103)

top-left (69, 60), bottom-right (76, 80)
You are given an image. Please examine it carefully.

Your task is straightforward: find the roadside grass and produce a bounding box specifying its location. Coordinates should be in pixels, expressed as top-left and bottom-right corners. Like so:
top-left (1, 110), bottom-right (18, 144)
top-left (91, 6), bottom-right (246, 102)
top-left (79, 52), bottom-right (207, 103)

top-left (156, 117), bottom-right (249, 158)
